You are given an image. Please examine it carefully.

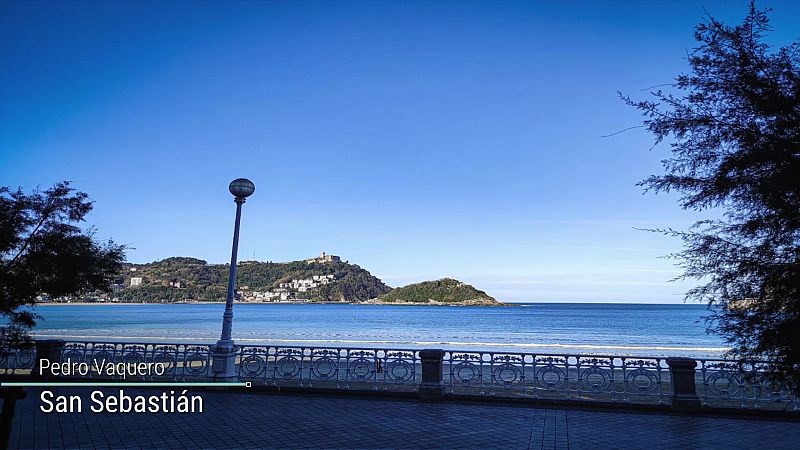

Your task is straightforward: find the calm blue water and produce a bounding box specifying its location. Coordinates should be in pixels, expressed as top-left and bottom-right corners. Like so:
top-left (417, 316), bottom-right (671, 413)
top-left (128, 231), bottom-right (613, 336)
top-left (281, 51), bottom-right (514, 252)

top-left (30, 303), bottom-right (726, 357)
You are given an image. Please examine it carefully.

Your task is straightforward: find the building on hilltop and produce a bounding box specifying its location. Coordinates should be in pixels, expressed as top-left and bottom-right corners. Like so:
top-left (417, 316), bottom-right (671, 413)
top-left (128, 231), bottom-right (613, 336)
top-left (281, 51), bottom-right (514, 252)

top-left (306, 251), bottom-right (341, 264)
top-left (130, 277), bottom-right (143, 287)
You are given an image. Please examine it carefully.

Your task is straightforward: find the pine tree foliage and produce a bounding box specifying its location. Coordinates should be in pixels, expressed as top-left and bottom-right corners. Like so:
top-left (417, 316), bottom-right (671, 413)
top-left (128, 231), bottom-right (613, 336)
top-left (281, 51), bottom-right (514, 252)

top-left (0, 182), bottom-right (125, 353)
top-left (625, 3), bottom-right (800, 393)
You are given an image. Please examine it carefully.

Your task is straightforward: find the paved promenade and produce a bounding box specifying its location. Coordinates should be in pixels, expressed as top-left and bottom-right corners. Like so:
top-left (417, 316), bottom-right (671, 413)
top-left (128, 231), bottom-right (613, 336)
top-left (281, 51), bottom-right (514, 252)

top-left (7, 387), bottom-right (800, 449)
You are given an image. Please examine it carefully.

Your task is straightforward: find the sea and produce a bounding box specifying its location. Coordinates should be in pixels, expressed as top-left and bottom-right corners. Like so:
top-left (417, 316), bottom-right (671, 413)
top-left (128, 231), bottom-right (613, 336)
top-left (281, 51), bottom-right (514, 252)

top-left (29, 303), bottom-right (728, 358)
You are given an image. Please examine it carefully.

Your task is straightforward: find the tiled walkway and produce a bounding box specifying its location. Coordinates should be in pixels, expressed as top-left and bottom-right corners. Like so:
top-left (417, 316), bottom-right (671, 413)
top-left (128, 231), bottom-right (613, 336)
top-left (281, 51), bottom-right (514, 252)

top-left (8, 387), bottom-right (800, 449)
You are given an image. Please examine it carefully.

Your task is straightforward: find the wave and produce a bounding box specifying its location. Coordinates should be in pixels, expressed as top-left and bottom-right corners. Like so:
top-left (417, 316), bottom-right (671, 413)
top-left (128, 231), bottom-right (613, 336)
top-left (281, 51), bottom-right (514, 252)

top-left (32, 333), bottom-right (729, 354)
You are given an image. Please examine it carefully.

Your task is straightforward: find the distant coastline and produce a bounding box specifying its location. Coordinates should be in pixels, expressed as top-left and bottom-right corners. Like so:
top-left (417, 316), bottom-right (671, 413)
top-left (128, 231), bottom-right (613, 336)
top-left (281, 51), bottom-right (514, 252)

top-left (35, 300), bottom-right (512, 307)
top-left (51, 256), bottom-right (502, 306)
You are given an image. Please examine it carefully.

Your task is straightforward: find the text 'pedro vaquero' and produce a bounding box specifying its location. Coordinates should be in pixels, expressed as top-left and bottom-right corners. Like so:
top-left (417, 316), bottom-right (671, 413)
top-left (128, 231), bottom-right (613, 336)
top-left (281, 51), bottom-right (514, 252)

top-left (37, 359), bottom-right (203, 414)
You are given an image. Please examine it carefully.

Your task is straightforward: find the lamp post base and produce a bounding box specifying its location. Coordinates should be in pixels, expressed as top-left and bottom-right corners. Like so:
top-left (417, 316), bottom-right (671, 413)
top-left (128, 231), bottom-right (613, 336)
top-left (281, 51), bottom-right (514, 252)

top-left (209, 340), bottom-right (238, 381)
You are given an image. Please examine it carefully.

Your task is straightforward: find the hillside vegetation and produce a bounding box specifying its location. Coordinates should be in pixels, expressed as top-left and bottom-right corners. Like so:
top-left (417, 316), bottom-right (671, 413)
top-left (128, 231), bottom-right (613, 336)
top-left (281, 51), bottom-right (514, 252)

top-left (376, 278), bottom-right (499, 305)
top-left (115, 257), bottom-right (390, 302)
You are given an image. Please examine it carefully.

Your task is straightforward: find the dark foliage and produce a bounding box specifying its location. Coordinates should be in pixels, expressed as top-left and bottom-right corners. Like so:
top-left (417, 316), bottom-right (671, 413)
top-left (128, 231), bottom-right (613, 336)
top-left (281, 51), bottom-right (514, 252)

top-left (315, 264), bottom-right (393, 302)
top-left (0, 182), bottom-right (125, 354)
top-left (377, 278), bottom-right (498, 304)
top-left (624, 4), bottom-right (800, 393)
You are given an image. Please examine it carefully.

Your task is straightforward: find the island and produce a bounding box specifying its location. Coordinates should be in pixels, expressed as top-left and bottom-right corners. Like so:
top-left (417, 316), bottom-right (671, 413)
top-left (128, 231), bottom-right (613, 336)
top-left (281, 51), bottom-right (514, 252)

top-left (37, 252), bottom-right (503, 306)
top-left (372, 278), bottom-right (500, 306)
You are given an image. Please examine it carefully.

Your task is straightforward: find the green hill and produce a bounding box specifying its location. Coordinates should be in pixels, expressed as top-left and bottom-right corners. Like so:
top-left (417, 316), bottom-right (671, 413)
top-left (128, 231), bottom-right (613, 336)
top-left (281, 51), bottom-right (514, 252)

top-left (376, 278), bottom-right (499, 305)
top-left (114, 257), bottom-right (390, 303)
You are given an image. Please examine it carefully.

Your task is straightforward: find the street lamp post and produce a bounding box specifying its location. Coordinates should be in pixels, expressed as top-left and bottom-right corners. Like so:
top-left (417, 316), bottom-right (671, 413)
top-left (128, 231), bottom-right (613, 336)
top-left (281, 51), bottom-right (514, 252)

top-left (210, 178), bottom-right (255, 381)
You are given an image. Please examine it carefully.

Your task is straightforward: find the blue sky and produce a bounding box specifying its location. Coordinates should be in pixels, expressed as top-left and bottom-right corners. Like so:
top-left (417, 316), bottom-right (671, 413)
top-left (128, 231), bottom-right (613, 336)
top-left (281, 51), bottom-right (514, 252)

top-left (2, 1), bottom-right (799, 303)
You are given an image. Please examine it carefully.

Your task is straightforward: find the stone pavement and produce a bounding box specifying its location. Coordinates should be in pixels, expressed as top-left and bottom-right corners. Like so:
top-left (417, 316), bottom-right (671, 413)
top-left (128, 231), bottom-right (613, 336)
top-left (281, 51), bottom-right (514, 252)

top-left (7, 387), bottom-right (800, 449)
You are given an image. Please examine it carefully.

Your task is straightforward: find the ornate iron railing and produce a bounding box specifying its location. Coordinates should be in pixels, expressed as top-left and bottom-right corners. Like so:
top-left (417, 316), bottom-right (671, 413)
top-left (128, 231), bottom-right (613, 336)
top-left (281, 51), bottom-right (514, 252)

top-left (697, 359), bottom-right (798, 410)
top-left (0, 347), bottom-right (35, 375)
top-left (237, 345), bottom-right (419, 391)
top-left (444, 351), bottom-right (670, 404)
top-left (2, 340), bottom-right (797, 412)
top-left (58, 341), bottom-right (214, 380)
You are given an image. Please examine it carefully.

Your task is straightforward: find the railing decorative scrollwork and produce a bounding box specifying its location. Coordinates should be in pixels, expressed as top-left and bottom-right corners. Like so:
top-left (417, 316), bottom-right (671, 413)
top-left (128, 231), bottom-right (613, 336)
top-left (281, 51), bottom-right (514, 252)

top-left (444, 351), bottom-right (669, 403)
top-left (56, 341), bottom-right (213, 380)
top-left (0, 347), bottom-right (35, 375)
top-left (236, 345), bottom-right (419, 391)
top-left (698, 359), bottom-right (798, 410)
top-left (1, 339), bottom-right (797, 412)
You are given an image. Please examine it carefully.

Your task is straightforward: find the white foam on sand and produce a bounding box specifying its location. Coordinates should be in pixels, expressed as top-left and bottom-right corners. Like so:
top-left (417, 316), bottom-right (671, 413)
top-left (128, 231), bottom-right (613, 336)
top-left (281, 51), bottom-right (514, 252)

top-left (31, 333), bottom-right (730, 354)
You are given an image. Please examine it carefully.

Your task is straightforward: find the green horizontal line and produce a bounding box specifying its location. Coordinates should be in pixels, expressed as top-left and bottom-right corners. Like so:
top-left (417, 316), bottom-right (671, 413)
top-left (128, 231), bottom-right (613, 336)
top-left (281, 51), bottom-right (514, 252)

top-left (0, 382), bottom-right (248, 387)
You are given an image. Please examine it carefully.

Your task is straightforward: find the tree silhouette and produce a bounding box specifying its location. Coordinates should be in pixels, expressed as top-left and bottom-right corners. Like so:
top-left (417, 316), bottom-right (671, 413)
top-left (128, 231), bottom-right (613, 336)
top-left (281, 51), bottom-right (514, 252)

top-left (0, 182), bottom-right (125, 353)
top-left (625, 3), bottom-right (800, 394)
